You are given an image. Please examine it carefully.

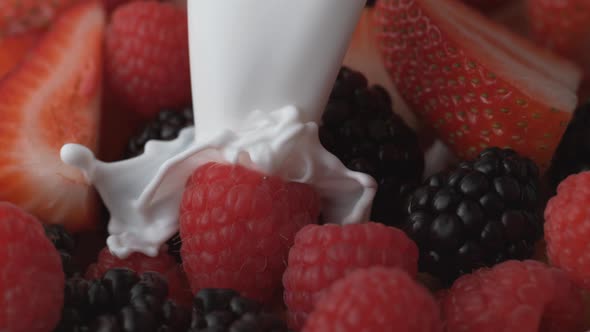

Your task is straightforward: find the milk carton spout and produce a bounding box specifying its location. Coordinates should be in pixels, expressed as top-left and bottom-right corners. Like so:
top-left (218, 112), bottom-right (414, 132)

top-left (187, 0), bottom-right (367, 139)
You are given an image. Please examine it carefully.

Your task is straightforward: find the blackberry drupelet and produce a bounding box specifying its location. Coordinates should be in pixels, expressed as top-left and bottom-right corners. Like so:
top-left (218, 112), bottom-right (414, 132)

top-left (319, 67), bottom-right (424, 226)
top-left (125, 106), bottom-right (194, 158)
top-left (189, 288), bottom-right (289, 332)
top-left (56, 268), bottom-right (192, 332)
top-left (547, 101), bottom-right (590, 192)
top-left (402, 148), bottom-right (542, 283)
top-left (44, 224), bottom-right (79, 277)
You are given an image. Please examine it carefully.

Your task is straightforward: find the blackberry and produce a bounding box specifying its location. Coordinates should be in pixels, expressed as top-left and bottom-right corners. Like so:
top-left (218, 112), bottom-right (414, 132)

top-left (44, 224), bottom-right (79, 277)
top-left (56, 268), bottom-right (192, 332)
top-left (125, 106), bottom-right (194, 158)
top-left (189, 288), bottom-right (289, 332)
top-left (547, 101), bottom-right (590, 192)
top-left (366, 0), bottom-right (376, 6)
top-left (401, 147), bottom-right (542, 283)
top-left (319, 67), bottom-right (424, 226)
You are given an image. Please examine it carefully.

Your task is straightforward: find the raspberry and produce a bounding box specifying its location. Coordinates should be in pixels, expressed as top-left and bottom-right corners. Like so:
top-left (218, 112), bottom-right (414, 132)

top-left (105, 1), bottom-right (191, 117)
top-left (302, 267), bottom-right (442, 332)
top-left (86, 246), bottom-right (192, 306)
top-left (440, 260), bottom-right (585, 332)
top-left (180, 162), bottom-right (321, 304)
top-left (0, 202), bottom-right (64, 332)
top-left (283, 222), bottom-right (419, 330)
top-left (545, 171), bottom-right (590, 290)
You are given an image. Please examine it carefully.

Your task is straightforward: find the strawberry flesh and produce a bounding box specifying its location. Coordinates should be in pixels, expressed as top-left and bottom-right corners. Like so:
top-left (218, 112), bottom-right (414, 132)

top-left (375, 0), bottom-right (581, 169)
top-left (0, 29), bottom-right (43, 79)
top-left (0, 0), bottom-right (78, 37)
top-left (0, 1), bottom-right (105, 232)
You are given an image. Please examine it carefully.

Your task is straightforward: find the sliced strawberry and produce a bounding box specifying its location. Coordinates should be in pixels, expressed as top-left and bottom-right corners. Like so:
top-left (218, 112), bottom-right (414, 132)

top-left (0, 1), bottom-right (105, 232)
top-left (528, 0), bottom-right (590, 75)
top-left (102, 0), bottom-right (143, 13)
top-left (344, 7), bottom-right (418, 130)
top-left (0, 29), bottom-right (43, 79)
top-left (0, 0), bottom-right (78, 37)
top-left (374, 0), bottom-right (582, 169)
top-left (462, 0), bottom-right (511, 10)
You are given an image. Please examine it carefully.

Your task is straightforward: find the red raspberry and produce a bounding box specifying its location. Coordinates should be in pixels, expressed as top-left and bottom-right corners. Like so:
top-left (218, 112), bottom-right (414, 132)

top-left (302, 267), bottom-right (442, 332)
top-left (545, 171), bottom-right (590, 290)
top-left (0, 202), bottom-right (64, 332)
top-left (440, 260), bottom-right (584, 332)
top-left (86, 246), bottom-right (192, 306)
top-left (283, 222), bottom-right (419, 330)
top-left (105, 1), bottom-right (191, 117)
top-left (180, 162), bottom-right (321, 304)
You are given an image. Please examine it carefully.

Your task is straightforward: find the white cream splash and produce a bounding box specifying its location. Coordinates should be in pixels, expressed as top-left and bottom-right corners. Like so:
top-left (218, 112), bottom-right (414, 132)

top-left (60, 0), bottom-right (375, 258)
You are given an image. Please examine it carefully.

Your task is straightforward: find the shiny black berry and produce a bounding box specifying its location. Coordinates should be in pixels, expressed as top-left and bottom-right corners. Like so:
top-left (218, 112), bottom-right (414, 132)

top-left (402, 148), bottom-right (542, 283)
top-left (319, 67), bottom-right (424, 226)
top-left (56, 269), bottom-right (191, 332)
top-left (547, 101), bottom-right (590, 192)
top-left (44, 224), bottom-right (79, 277)
top-left (125, 107), bottom-right (194, 159)
top-left (190, 288), bottom-right (289, 332)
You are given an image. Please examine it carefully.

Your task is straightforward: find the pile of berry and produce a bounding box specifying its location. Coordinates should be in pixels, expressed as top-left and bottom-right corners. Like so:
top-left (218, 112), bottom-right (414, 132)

top-left (2, 0), bottom-right (590, 332)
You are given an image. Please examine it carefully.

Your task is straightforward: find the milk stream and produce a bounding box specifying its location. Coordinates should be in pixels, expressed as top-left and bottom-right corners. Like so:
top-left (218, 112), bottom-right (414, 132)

top-left (60, 0), bottom-right (376, 258)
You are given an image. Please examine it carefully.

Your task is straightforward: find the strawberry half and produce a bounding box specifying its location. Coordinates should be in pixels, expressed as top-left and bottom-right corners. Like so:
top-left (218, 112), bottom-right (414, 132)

top-left (0, 1), bottom-right (105, 232)
top-left (0, 29), bottom-right (44, 79)
top-left (463, 0), bottom-right (511, 10)
top-left (0, 0), bottom-right (78, 37)
top-left (374, 0), bottom-right (582, 169)
top-left (527, 0), bottom-right (590, 75)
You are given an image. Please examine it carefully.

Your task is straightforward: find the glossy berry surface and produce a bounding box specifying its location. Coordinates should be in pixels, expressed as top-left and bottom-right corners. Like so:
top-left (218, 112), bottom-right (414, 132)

top-left (44, 224), bottom-right (79, 277)
top-left (283, 222), bottom-right (418, 330)
top-left (86, 246), bottom-right (192, 306)
top-left (190, 288), bottom-right (289, 332)
top-left (402, 147), bottom-right (542, 282)
top-left (57, 268), bottom-right (192, 332)
top-left (319, 67), bottom-right (424, 226)
top-left (125, 106), bottom-right (194, 159)
top-left (303, 267), bottom-right (442, 332)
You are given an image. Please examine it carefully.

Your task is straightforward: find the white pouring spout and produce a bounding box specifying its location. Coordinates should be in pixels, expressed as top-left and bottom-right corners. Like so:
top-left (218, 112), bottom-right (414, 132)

top-left (188, 0), bottom-right (367, 138)
top-left (60, 0), bottom-right (375, 258)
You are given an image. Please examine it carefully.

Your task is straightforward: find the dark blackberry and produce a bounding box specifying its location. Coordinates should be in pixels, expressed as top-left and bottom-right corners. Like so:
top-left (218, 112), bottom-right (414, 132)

top-left (547, 101), bottom-right (590, 192)
top-left (401, 147), bottom-right (542, 283)
top-left (366, 0), bottom-right (376, 6)
top-left (189, 288), bottom-right (289, 332)
top-left (125, 106), bottom-right (194, 158)
top-left (56, 268), bottom-right (192, 332)
top-left (166, 233), bottom-right (182, 264)
top-left (44, 224), bottom-right (79, 277)
top-left (319, 67), bottom-right (424, 226)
